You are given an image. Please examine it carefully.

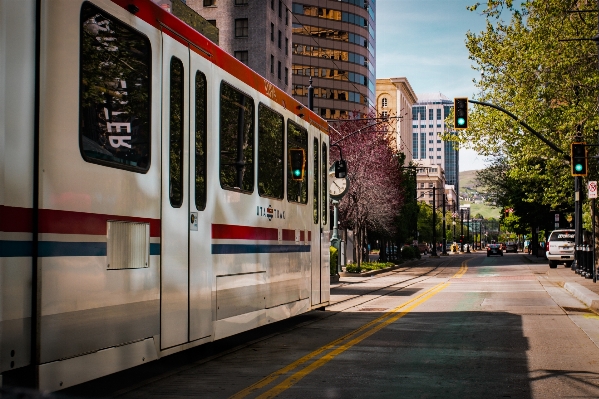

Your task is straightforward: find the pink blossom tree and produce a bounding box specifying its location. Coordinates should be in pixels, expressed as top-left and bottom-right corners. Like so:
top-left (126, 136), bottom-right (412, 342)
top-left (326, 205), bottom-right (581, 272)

top-left (329, 111), bottom-right (405, 266)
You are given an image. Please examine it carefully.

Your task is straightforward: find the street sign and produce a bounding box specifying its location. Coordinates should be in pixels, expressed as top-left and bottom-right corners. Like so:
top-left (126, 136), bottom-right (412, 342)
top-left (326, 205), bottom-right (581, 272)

top-left (589, 181), bottom-right (597, 199)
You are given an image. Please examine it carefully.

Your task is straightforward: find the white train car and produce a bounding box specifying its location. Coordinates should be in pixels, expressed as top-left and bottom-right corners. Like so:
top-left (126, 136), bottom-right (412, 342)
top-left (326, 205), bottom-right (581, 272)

top-left (0, 0), bottom-right (330, 390)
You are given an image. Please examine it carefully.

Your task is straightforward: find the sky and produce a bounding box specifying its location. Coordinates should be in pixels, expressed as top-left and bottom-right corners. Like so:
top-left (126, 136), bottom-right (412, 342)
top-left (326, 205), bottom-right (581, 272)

top-left (375, 0), bottom-right (491, 171)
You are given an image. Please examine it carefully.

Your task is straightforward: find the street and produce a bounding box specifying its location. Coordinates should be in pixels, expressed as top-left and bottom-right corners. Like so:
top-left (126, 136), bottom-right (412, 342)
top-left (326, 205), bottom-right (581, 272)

top-left (62, 251), bottom-right (599, 398)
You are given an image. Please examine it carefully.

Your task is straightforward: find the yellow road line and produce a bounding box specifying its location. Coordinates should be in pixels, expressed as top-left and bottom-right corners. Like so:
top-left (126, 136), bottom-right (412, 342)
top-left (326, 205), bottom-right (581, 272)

top-left (230, 260), bottom-right (469, 399)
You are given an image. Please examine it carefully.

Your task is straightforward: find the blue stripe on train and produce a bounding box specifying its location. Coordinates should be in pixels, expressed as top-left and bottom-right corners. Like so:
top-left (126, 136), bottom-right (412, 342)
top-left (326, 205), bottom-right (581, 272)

top-left (0, 241), bottom-right (161, 257)
top-left (212, 244), bottom-right (311, 254)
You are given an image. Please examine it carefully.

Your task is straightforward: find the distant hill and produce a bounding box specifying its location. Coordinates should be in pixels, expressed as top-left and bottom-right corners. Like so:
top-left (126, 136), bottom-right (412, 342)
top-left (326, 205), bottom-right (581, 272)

top-left (458, 169), bottom-right (500, 219)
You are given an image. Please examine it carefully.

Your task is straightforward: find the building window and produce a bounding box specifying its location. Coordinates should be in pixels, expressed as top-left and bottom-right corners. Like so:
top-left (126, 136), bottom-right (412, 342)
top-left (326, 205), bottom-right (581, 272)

top-left (429, 132), bottom-right (433, 136)
top-left (235, 0), bottom-right (248, 4)
top-left (270, 55), bottom-right (274, 74)
top-left (437, 156), bottom-right (442, 159)
top-left (207, 19), bottom-right (216, 27)
top-left (271, 23), bottom-right (274, 41)
top-left (381, 111), bottom-right (388, 119)
top-left (437, 124), bottom-right (442, 128)
top-left (278, 30), bottom-right (282, 48)
top-left (429, 109), bottom-right (433, 120)
top-left (285, 37), bottom-right (289, 55)
top-left (235, 19), bottom-right (248, 37)
top-left (203, 0), bottom-right (215, 6)
top-left (286, 9), bottom-right (289, 25)
top-left (437, 139), bottom-right (441, 143)
top-left (437, 109), bottom-right (441, 119)
top-left (277, 61), bottom-right (281, 80)
top-left (284, 67), bottom-right (288, 85)
top-left (271, 0), bottom-right (274, 9)
top-left (234, 50), bottom-right (248, 65)
top-left (381, 97), bottom-right (388, 107)
top-left (279, 0), bottom-right (282, 18)
top-left (429, 148), bottom-right (433, 152)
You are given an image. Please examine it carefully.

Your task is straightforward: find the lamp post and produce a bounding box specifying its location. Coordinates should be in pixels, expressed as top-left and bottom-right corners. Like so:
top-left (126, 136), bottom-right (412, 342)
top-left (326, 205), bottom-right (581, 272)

top-left (432, 186), bottom-right (437, 257)
top-left (453, 220), bottom-right (457, 252)
top-left (466, 208), bottom-right (471, 253)
top-left (441, 192), bottom-right (448, 255)
top-left (460, 209), bottom-right (464, 252)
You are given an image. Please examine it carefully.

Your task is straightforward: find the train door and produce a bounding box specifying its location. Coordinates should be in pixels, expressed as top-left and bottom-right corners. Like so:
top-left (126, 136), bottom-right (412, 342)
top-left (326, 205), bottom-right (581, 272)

top-left (188, 52), bottom-right (212, 342)
top-left (160, 32), bottom-right (190, 349)
top-left (311, 137), bottom-right (321, 305)
top-left (320, 139), bottom-right (330, 303)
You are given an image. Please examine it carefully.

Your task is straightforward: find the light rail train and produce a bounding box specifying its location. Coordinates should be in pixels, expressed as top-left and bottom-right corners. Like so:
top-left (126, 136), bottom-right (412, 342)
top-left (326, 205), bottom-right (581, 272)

top-left (0, 0), bottom-right (330, 390)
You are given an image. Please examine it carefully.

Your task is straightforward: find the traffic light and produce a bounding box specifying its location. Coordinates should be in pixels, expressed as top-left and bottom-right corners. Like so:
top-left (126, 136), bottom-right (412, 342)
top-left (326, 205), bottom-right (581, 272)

top-left (334, 159), bottom-right (347, 178)
top-left (454, 98), bottom-right (468, 129)
top-left (571, 142), bottom-right (587, 176)
top-left (289, 148), bottom-right (305, 181)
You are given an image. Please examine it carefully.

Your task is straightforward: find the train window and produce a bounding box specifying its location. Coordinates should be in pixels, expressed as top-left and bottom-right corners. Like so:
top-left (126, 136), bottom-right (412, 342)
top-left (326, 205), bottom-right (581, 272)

top-left (220, 82), bottom-right (255, 193)
top-left (313, 138), bottom-right (319, 224)
top-left (169, 57), bottom-right (184, 208)
top-left (79, 2), bottom-right (151, 173)
top-left (287, 121), bottom-right (308, 204)
top-left (195, 71), bottom-right (207, 211)
top-left (258, 104), bottom-right (284, 199)
top-left (321, 141), bottom-right (327, 225)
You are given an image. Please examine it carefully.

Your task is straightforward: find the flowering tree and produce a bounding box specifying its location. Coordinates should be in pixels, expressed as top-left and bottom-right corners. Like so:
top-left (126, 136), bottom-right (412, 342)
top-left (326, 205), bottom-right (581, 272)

top-left (329, 111), bottom-right (405, 265)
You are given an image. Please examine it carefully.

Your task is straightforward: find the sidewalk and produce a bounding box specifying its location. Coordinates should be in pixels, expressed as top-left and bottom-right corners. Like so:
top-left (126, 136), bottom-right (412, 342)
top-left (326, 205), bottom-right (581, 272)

top-left (521, 253), bottom-right (599, 309)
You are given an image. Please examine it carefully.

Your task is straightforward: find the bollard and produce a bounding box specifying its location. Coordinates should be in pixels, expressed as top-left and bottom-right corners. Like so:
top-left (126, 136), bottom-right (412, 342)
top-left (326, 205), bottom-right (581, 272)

top-left (576, 245), bottom-right (583, 274)
top-left (586, 245), bottom-right (593, 279)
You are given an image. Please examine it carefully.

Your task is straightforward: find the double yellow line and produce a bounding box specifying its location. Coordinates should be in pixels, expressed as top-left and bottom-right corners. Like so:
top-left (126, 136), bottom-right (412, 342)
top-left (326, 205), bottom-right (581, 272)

top-left (230, 260), bottom-right (469, 399)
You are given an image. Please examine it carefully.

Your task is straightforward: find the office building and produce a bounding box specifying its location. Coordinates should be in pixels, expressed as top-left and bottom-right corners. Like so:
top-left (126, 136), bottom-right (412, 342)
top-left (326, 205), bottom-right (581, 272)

top-left (375, 77), bottom-right (418, 165)
top-left (187, 0), bottom-right (293, 94)
top-left (412, 92), bottom-right (459, 195)
top-left (290, 0), bottom-right (376, 119)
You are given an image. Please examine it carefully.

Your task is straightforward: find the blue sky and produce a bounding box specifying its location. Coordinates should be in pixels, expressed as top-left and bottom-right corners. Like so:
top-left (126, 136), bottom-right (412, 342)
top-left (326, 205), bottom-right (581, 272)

top-left (375, 0), bottom-right (490, 171)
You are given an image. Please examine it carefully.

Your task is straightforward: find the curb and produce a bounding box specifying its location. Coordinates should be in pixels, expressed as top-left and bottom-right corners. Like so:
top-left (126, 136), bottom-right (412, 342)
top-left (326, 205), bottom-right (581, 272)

top-left (564, 282), bottom-right (599, 312)
top-left (340, 258), bottom-right (422, 278)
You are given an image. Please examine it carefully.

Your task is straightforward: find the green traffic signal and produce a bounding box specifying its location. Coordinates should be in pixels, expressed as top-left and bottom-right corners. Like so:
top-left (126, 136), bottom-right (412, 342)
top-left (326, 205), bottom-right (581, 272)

top-left (454, 98), bottom-right (468, 129)
top-left (457, 117), bottom-right (466, 126)
top-left (570, 142), bottom-right (587, 176)
top-left (289, 148), bottom-right (305, 181)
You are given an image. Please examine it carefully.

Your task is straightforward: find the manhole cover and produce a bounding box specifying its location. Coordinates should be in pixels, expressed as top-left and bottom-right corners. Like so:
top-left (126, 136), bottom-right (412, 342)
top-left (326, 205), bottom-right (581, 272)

top-left (359, 308), bottom-right (388, 312)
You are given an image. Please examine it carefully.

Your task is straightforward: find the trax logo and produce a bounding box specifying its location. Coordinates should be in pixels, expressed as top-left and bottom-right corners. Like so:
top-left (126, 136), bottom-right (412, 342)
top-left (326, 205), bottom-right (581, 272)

top-left (557, 233), bottom-right (575, 239)
top-left (257, 205), bottom-right (285, 221)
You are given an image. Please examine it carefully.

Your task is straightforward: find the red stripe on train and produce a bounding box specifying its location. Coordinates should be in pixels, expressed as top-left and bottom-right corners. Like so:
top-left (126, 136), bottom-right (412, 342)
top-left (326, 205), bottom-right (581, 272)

top-left (0, 206), bottom-right (160, 236)
top-left (212, 224), bottom-right (278, 240)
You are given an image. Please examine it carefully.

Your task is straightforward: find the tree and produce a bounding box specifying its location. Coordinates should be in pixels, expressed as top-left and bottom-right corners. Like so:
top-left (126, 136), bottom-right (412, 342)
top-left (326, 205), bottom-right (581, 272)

top-left (457, 0), bottom-right (599, 211)
top-left (329, 112), bottom-right (405, 265)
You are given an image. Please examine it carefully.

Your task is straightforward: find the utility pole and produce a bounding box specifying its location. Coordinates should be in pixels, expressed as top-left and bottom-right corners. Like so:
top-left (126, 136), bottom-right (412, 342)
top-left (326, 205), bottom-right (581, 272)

top-left (432, 186), bottom-right (437, 257)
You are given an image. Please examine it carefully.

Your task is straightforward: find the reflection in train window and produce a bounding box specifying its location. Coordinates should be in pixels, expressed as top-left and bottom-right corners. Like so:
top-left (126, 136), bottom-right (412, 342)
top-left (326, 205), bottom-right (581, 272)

top-left (313, 138), bottom-right (319, 224)
top-left (258, 104), bottom-right (284, 199)
top-left (79, 2), bottom-right (151, 172)
top-left (195, 71), bottom-right (207, 211)
top-left (169, 57), bottom-right (184, 208)
top-left (220, 82), bottom-right (255, 193)
top-left (287, 121), bottom-right (308, 204)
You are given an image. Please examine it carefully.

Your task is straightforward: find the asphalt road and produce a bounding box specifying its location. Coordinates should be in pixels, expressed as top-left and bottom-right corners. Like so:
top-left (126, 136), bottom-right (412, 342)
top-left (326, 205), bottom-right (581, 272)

top-left (63, 252), bottom-right (599, 398)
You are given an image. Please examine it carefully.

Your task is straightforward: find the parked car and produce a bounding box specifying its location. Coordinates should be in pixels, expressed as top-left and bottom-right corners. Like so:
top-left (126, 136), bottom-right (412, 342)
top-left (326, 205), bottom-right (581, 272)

top-left (417, 243), bottom-right (429, 255)
top-left (546, 229), bottom-right (575, 268)
top-left (505, 242), bottom-right (518, 253)
top-left (500, 243), bottom-right (507, 251)
top-left (487, 243), bottom-right (503, 257)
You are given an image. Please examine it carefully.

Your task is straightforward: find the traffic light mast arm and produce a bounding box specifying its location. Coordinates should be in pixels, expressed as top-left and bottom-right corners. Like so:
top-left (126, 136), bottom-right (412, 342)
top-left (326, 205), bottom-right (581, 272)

top-left (467, 99), bottom-right (569, 162)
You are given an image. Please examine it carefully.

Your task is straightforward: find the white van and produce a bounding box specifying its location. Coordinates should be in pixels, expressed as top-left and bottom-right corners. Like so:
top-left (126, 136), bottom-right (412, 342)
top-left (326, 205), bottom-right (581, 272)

top-left (547, 229), bottom-right (575, 268)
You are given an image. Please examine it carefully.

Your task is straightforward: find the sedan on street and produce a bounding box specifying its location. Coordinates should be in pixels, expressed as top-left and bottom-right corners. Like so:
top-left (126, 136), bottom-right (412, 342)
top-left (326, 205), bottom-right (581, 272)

top-left (487, 244), bottom-right (503, 257)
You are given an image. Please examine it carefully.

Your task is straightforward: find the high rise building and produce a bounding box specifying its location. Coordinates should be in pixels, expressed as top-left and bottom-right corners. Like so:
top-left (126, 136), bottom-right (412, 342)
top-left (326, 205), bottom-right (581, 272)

top-left (187, 0), bottom-right (293, 94)
top-left (290, 0), bottom-right (376, 119)
top-left (375, 77), bottom-right (418, 165)
top-left (412, 92), bottom-right (459, 194)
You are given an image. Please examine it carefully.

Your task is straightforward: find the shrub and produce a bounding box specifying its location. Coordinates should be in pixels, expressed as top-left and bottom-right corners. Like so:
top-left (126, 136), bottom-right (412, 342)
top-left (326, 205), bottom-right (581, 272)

top-left (401, 245), bottom-right (416, 260)
top-left (330, 246), bottom-right (338, 275)
top-left (345, 262), bottom-right (361, 273)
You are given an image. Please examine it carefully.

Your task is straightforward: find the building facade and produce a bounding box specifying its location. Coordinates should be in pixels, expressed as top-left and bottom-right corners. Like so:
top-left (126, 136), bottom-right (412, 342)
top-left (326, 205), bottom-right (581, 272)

top-left (290, 0), bottom-right (376, 119)
top-left (187, 0), bottom-right (293, 94)
top-left (375, 77), bottom-right (418, 165)
top-left (412, 92), bottom-right (459, 197)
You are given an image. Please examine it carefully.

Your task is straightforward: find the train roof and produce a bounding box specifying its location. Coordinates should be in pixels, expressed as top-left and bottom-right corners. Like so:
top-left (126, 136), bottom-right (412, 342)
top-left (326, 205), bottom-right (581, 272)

top-left (110, 0), bottom-right (329, 133)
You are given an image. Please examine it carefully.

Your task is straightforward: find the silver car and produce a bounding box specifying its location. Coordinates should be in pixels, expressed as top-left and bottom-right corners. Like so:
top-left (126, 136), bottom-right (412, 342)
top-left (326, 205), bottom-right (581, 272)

top-left (547, 229), bottom-right (575, 268)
